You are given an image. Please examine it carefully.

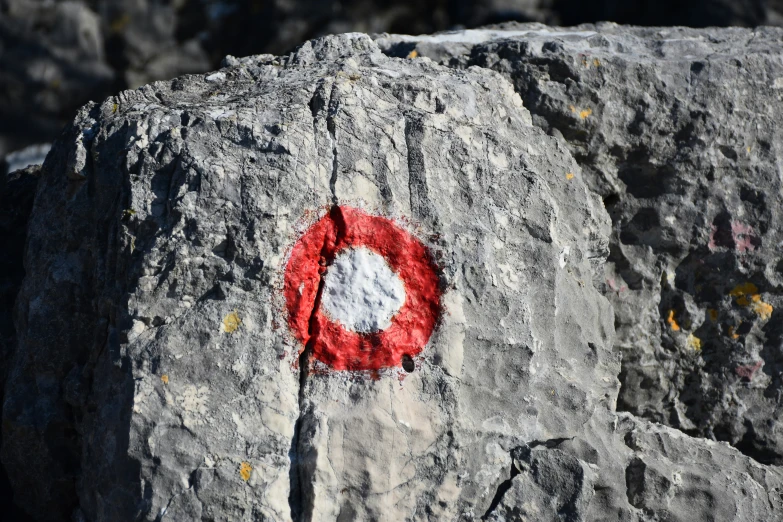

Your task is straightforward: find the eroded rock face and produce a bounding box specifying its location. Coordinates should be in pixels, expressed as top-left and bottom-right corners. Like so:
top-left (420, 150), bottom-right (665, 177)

top-left (377, 23), bottom-right (783, 466)
top-left (4, 31), bottom-right (783, 521)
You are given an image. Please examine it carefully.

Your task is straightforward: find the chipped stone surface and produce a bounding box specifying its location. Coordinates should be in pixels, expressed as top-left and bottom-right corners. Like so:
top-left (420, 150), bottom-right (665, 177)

top-left (377, 22), bottom-right (783, 466)
top-left (4, 30), bottom-right (783, 522)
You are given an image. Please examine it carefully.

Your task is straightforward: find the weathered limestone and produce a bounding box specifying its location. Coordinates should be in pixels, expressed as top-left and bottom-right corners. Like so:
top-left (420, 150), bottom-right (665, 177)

top-left (377, 23), bottom-right (783, 465)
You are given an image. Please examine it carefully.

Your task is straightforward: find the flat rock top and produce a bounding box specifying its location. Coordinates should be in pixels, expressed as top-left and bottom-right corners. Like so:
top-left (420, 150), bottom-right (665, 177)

top-left (377, 22), bottom-right (783, 59)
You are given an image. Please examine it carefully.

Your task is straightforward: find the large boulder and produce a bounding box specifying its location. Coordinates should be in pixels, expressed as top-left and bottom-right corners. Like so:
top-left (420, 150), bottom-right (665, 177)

top-left (377, 23), bottom-right (783, 465)
top-left (4, 31), bottom-right (783, 521)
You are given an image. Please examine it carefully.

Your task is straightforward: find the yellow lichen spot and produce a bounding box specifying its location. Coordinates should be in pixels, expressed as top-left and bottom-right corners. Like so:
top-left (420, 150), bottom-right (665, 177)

top-left (161, 374), bottom-right (169, 385)
top-left (686, 333), bottom-right (702, 351)
top-left (747, 146), bottom-right (752, 153)
top-left (130, 236), bottom-right (136, 254)
top-left (730, 282), bottom-right (758, 299)
top-left (566, 172), bottom-right (575, 180)
top-left (730, 282), bottom-right (758, 306)
top-left (593, 58), bottom-right (601, 67)
top-left (667, 310), bottom-right (680, 331)
top-left (122, 208), bottom-right (136, 219)
top-left (239, 461), bottom-right (252, 481)
top-left (112, 103), bottom-right (119, 114)
top-left (110, 13), bottom-right (131, 33)
top-left (708, 309), bottom-right (718, 321)
top-left (406, 50), bottom-right (419, 59)
top-left (222, 310), bottom-right (241, 333)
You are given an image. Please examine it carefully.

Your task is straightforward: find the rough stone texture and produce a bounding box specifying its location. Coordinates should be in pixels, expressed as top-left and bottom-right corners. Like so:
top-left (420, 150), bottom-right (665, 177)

top-left (4, 31), bottom-right (783, 521)
top-left (376, 23), bottom-right (783, 466)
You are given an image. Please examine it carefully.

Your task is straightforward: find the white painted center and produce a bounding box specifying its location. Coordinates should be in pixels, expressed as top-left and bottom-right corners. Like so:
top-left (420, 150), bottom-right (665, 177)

top-left (321, 247), bottom-right (406, 333)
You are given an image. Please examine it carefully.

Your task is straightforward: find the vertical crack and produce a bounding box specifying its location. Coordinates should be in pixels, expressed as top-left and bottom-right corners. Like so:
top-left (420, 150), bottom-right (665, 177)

top-left (291, 76), bottom-right (342, 522)
top-left (326, 83), bottom-right (339, 205)
top-left (288, 205), bottom-right (346, 522)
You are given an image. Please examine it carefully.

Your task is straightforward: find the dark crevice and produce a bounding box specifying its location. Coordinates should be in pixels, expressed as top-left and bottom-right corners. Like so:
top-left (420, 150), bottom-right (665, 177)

top-left (482, 438), bottom-right (574, 519)
top-left (482, 457), bottom-right (520, 519)
top-left (326, 82), bottom-right (340, 205)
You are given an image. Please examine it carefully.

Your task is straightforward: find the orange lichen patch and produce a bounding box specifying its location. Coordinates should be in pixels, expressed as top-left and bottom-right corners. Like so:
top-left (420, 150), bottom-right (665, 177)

top-left (708, 309), bottom-right (718, 321)
top-left (728, 283), bottom-right (772, 319)
top-left (222, 310), bottom-right (241, 333)
top-left (728, 325), bottom-right (740, 339)
top-left (569, 105), bottom-right (592, 119)
top-left (406, 50), bottom-right (419, 59)
top-left (730, 282), bottom-right (758, 305)
top-left (239, 462), bottom-right (252, 481)
top-left (593, 58), bottom-right (601, 67)
top-left (686, 333), bottom-right (702, 351)
top-left (751, 295), bottom-right (774, 320)
top-left (667, 310), bottom-right (680, 331)
top-left (160, 374), bottom-right (169, 385)
top-left (566, 172), bottom-right (575, 180)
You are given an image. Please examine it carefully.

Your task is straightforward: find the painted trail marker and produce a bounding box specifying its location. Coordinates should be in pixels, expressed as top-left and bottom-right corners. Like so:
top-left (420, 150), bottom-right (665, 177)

top-left (284, 206), bottom-right (441, 371)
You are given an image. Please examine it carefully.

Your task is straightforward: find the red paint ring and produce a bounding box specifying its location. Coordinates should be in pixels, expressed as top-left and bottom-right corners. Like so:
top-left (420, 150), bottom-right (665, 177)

top-left (284, 206), bottom-right (441, 371)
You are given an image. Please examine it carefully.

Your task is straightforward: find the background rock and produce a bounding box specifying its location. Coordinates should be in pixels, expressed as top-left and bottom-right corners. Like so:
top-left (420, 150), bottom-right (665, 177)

top-left (0, 165), bottom-right (39, 522)
top-left (4, 31), bottom-right (783, 521)
top-left (376, 23), bottom-right (783, 465)
top-left (4, 0), bottom-right (783, 163)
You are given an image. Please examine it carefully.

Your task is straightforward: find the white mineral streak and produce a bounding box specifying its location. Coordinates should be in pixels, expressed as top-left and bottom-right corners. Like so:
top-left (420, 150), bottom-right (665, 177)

top-left (321, 247), bottom-right (405, 333)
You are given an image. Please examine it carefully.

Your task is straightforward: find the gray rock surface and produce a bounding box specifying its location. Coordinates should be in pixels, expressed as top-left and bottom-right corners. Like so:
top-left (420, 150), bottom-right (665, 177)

top-left (377, 22), bottom-right (783, 467)
top-left (4, 31), bottom-right (783, 521)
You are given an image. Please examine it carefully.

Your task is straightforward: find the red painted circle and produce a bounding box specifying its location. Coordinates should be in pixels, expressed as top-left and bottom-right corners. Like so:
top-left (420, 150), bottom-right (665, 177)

top-left (284, 206), bottom-right (441, 371)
